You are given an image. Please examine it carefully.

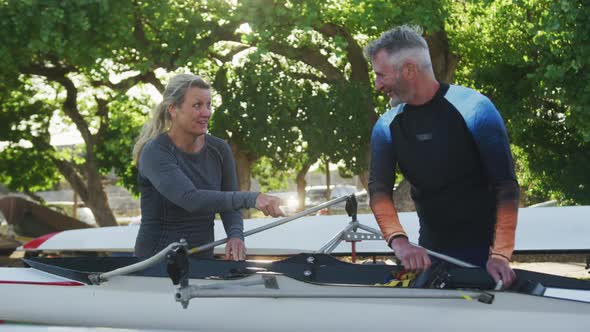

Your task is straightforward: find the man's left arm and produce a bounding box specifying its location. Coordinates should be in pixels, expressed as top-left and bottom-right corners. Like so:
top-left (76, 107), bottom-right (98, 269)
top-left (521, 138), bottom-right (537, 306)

top-left (472, 98), bottom-right (520, 285)
top-left (487, 181), bottom-right (519, 287)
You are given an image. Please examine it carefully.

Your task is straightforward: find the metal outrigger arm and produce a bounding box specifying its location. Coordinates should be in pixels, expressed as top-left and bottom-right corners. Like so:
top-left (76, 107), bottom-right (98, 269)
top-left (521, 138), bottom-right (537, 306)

top-left (316, 194), bottom-right (384, 262)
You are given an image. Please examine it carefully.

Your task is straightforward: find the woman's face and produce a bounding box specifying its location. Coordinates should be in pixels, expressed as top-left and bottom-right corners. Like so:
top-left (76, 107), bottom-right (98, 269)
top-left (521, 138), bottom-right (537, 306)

top-left (169, 87), bottom-right (212, 137)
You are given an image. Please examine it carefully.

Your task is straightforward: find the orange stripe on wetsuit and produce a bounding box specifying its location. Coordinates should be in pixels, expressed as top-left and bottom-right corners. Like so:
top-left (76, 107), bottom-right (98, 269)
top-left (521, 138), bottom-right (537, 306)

top-left (490, 181), bottom-right (520, 261)
top-left (370, 193), bottom-right (406, 244)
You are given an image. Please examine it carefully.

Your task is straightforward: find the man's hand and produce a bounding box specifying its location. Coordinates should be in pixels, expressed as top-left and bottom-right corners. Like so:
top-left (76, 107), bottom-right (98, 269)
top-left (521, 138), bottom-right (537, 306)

top-left (391, 236), bottom-right (431, 271)
top-left (255, 194), bottom-right (286, 217)
top-left (486, 255), bottom-right (516, 289)
top-left (225, 238), bottom-right (246, 261)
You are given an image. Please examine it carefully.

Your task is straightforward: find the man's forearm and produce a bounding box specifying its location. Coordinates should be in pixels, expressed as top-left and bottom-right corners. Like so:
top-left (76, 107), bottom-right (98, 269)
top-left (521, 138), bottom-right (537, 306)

top-left (491, 202), bottom-right (518, 260)
top-left (370, 193), bottom-right (407, 244)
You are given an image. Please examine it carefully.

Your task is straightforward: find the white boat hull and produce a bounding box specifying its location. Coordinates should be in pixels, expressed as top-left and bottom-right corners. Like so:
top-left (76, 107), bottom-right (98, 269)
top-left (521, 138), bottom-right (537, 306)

top-left (17, 206), bottom-right (590, 256)
top-left (1, 267), bottom-right (589, 331)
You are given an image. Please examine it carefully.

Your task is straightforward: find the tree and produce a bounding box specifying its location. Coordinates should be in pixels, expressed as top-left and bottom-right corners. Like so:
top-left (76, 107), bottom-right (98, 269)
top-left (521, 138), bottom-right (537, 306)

top-left (0, 0), bottom-right (464, 223)
top-left (0, 0), bottom-right (238, 225)
top-left (226, 0), bottom-right (458, 191)
top-left (448, 0), bottom-right (590, 204)
top-left (0, 1), bottom-right (140, 226)
top-left (0, 84), bottom-right (62, 200)
top-left (211, 56), bottom-right (303, 193)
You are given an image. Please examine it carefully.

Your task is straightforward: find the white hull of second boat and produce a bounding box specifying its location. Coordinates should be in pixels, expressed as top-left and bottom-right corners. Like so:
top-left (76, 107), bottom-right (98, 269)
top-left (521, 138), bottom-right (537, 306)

top-left (0, 267), bottom-right (589, 331)
top-left (18, 206), bottom-right (590, 256)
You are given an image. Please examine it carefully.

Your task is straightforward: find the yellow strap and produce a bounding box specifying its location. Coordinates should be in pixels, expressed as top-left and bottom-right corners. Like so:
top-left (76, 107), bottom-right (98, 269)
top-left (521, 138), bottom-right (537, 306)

top-left (382, 279), bottom-right (401, 287)
top-left (457, 292), bottom-right (473, 300)
top-left (375, 271), bottom-right (417, 287)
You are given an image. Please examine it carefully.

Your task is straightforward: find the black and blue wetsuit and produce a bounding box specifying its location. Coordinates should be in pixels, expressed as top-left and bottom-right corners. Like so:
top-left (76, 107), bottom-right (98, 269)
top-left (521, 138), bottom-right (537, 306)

top-left (369, 83), bottom-right (519, 267)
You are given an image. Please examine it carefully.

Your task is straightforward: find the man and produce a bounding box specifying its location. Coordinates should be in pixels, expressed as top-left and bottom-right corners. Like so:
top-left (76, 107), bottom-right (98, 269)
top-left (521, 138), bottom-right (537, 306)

top-left (364, 25), bottom-right (519, 287)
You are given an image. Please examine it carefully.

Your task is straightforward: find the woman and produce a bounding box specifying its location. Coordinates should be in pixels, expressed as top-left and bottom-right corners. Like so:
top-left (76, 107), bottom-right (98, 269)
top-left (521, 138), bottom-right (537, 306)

top-left (132, 73), bottom-right (284, 260)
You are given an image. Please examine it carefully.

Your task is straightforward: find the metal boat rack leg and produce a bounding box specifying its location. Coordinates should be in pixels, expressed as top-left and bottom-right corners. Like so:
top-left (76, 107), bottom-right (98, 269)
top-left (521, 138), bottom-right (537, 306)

top-left (316, 195), bottom-right (385, 262)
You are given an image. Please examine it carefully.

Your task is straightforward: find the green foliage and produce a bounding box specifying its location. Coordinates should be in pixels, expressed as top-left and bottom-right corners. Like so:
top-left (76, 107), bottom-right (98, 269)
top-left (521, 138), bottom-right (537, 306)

top-left (251, 157), bottom-right (290, 192)
top-left (0, 80), bottom-right (59, 192)
top-left (300, 80), bottom-right (373, 174)
top-left (94, 94), bottom-right (148, 195)
top-left (448, 0), bottom-right (590, 204)
top-left (2, 0), bottom-right (588, 211)
top-left (0, 0), bottom-right (134, 76)
top-left (211, 56), bottom-right (302, 166)
top-left (0, 146), bottom-right (61, 193)
top-left (210, 49), bottom-right (373, 178)
top-left (224, 0), bottom-right (453, 182)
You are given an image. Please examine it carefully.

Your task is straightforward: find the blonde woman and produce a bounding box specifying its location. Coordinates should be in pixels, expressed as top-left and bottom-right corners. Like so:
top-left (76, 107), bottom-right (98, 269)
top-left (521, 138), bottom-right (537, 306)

top-left (132, 73), bottom-right (284, 260)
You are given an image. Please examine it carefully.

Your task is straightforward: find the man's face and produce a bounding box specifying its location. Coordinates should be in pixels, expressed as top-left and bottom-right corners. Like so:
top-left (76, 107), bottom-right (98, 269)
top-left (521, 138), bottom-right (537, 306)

top-left (371, 49), bottom-right (404, 106)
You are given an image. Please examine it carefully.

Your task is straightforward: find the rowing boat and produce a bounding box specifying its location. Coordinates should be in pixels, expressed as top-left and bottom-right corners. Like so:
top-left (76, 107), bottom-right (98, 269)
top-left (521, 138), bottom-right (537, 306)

top-left (1, 250), bottom-right (589, 331)
top-left (16, 205), bottom-right (590, 257)
top-left (1, 195), bottom-right (589, 331)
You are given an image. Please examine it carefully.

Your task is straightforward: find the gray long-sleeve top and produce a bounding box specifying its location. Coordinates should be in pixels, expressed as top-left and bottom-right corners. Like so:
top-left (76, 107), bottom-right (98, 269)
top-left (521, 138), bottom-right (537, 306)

top-left (134, 133), bottom-right (259, 258)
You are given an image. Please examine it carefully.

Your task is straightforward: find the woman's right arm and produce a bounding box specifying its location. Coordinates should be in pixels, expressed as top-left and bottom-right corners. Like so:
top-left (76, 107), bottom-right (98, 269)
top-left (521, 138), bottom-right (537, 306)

top-left (139, 142), bottom-right (259, 214)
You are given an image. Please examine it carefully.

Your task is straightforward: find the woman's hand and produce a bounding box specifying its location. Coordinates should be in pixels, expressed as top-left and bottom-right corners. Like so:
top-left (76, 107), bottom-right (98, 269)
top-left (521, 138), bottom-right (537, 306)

top-left (255, 194), bottom-right (286, 217)
top-left (225, 237), bottom-right (247, 261)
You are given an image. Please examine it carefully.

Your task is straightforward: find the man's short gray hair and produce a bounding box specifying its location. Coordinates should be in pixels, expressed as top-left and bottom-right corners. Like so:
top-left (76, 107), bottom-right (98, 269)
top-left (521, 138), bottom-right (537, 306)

top-left (364, 25), bottom-right (432, 69)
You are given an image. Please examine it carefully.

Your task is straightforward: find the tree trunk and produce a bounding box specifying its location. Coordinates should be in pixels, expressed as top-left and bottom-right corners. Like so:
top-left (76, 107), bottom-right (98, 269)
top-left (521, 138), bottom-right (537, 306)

top-left (230, 142), bottom-right (255, 218)
top-left (295, 160), bottom-right (313, 212)
top-left (358, 170), bottom-right (369, 191)
top-left (230, 142), bottom-right (252, 192)
top-left (339, 24), bottom-right (378, 195)
top-left (52, 155), bottom-right (117, 227)
top-left (358, 145), bottom-right (371, 190)
top-left (85, 185), bottom-right (118, 227)
top-left (85, 144), bottom-right (118, 227)
top-left (425, 30), bottom-right (459, 83)
top-left (67, 181), bottom-right (117, 227)
top-left (324, 159), bottom-right (331, 201)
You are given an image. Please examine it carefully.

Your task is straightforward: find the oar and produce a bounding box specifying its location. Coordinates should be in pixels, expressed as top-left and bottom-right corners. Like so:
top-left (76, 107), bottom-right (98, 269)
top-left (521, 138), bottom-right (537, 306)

top-left (94, 241), bottom-right (183, 284)
top-left (188, 194), bottom-right (353, 255)
top-left (188, 191), bottom-right (476, 270)
top-left (95, 195), bottom-right (355, 283)
top-left (417, 245), bottom-right (476, 268)
top-left (350, 223), bottom-right (476, 267)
